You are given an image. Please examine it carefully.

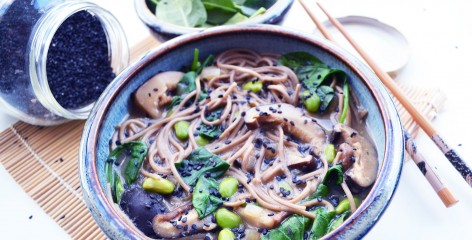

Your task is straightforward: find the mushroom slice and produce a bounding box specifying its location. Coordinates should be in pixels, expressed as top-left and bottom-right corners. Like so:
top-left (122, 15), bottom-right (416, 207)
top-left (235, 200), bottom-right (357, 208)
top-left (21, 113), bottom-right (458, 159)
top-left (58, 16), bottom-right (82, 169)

top-left (338, 142), bottom-right (355, 171)
top-left (285, 146), bottom-right (313, 168)
top-left (244, 103), bottom-right (327, 155)
top-left (152, 207), bottom-right (215, 238)
top-left (135, 71), bottom-right (184, 118)
top-left (334, 123), bottom-right (378, 187)
top-left (236, 204), bottom-right (288, 229)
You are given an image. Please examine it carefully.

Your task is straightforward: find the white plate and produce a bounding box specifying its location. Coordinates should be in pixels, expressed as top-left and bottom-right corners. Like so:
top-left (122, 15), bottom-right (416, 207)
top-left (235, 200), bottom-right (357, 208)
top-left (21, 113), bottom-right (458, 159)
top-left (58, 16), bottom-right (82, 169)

top-left (319, 16), bottom-right (410, 74)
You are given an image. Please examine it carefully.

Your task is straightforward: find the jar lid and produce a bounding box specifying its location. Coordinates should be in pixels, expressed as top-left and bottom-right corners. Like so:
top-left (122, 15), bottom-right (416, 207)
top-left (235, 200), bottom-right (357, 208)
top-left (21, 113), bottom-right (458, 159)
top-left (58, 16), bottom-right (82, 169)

top-left (319, 15), bottom-right (410, 74)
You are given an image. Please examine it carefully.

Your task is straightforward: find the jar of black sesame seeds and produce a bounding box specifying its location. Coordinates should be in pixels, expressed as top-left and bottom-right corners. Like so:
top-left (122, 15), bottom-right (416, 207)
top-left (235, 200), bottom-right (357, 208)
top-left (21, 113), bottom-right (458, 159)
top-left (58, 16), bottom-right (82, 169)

top-left (0, 0), bottom-right (129, 125)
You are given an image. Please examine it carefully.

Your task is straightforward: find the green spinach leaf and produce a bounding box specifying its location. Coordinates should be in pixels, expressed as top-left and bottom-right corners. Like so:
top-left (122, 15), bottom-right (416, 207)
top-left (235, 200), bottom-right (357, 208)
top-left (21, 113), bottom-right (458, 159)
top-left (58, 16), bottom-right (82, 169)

top-left (175, 147), bottom-right (230, 186)
top-left (176, 71), bottom-right (197, 95)
top-left (316, 85), bottom-right (335, 112)
top-left (193, 176), bottom-right (224, 218)
top-left (191, 48), bottom-right (200, 71)
top-left (305, 183), bottom-right (329, 201)
top-left (155, 0), bottom-right (207, 27)
top-left (261, 214), bottom-right (311, 240)
top-left (105, 141), bottom-right (148, 202)
top-left (279, 52), bottom-right (324, 69)
top-left (203, 0), bottom-right (240, 25)
top-left (196, 54), bottom-right (215, 75)
top-left (279, 52), bottom-right (347, 112)
top-left (322, 164), bottom-right (343, 185)
top-left (296, 66), bottom-right (346, 91)
top-left (198, 108), bottom-right (223, 139)
top-left (327, 211), bottom-right (351, 233)
top-left (309, 208), bottom-right (336, 240)
top-left (339, 81), bottom-right (349, 124)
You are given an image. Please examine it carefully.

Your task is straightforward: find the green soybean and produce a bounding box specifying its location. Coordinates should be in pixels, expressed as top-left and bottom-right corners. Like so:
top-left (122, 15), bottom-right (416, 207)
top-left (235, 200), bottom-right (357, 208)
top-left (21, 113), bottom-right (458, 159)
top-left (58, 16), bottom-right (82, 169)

top-left (215, 208), bottom-right (241, 229)
top-left (195, 135), bottom-right (210, 146)
top-left (278, 181), bottom-right (293, 195)
top-left (174, 121), bottom-right (190, 141)
top-left (336, 197), bottom-right (360, 214)
top-left (218, 177), bottom-right (239, 198)
top-left (302, 90), bottom-right (321, 113)
top-left (325, 144), bottom-right (336, 163)
top-left (142, 177), bottom-right (175, 195)
top-left (243, 81), bottom-right (263, 93)
top-left (218, 228), bottom-right (235, 240)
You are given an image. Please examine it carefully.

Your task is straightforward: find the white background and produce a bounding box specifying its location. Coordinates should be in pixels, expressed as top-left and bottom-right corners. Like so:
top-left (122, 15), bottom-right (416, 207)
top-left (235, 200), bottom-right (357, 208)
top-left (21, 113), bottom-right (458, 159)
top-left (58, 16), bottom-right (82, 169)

top-left (1, 0), bottom-right (471, 239)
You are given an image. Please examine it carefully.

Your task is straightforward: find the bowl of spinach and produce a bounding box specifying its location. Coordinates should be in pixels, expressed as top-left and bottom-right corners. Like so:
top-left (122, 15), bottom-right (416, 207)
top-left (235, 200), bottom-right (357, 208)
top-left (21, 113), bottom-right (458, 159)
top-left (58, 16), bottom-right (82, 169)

top-left (135, 0), bottom-right (294, 36)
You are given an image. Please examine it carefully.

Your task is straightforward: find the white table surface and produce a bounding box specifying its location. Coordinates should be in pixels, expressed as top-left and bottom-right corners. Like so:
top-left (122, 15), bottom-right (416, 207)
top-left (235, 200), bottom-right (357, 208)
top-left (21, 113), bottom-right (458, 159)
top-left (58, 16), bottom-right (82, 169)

top-left (1, 0), bottom-right (472, 239)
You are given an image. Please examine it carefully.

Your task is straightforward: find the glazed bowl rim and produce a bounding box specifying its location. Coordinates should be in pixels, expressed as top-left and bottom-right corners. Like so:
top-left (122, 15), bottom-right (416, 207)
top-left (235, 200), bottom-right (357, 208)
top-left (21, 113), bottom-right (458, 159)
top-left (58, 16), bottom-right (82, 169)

top-left (79, 24), bottom-right (404, 239)
top-left (134, 0), bottom-right (294, 36)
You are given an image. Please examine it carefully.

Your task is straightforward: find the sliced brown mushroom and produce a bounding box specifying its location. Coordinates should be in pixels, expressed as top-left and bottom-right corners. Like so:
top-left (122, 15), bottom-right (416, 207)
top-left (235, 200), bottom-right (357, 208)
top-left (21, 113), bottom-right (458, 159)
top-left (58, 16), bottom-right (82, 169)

top-left (236, 204), bottom-right (288, 229)
top-left (244, 103), bottom-right (328, 156)
top-left (285, 146), bottom-right (313, 168)
top-left (135, 71), bottom-right (184, 118)
top-left (152, 206), bottom-right (215, 238)
top-left (334, 123), bottom-right (378, 187)
top-left (338, 142), bottom-right (355, 171)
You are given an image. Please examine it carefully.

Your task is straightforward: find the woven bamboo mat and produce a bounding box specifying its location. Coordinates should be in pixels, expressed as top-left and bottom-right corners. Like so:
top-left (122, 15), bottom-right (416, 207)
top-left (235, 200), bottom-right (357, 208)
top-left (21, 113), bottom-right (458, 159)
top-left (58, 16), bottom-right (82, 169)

top-left (0, 35), bottom-right (445, 239)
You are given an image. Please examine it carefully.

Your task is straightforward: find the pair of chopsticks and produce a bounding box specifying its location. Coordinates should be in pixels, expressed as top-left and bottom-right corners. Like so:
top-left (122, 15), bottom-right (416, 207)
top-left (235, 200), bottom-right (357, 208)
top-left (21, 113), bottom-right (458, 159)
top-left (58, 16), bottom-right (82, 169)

top-left (298, 0), bottom-right (464, 207)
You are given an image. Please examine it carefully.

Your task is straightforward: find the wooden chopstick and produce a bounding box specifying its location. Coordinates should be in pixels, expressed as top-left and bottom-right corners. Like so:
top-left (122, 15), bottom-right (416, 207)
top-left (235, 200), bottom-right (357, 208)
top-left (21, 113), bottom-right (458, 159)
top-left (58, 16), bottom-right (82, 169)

top-left (298, 0), bottom-right (458, 207)
top-left (315, 2), bottom-right (472, 189)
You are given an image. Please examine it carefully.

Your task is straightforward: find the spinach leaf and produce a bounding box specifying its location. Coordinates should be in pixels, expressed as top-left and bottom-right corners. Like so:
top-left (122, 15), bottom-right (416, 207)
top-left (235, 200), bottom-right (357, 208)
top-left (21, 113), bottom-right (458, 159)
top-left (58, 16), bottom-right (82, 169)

top-left (309, 208), bottom-right (336, 240)
top-left (261, 214), bottom-right (311, 240)
top-left (279, 52), bottom-right (324, 69)
top-left (166, 95), bottom-right (183, 111)
top-left (224, 12), bottom-right (248, 24)
top-left (176, 71), bottom-right (197, 95)
top-left (114, 172), bottom-right (125, 203)
top-left (339, 81), bottom-right (349, 124)
top-left (316, 85), bottom-right (335, 112)
top-left (305, 183), bottom-right (329, 201)
top-left (322, 164), bottom-right (343, 185)
top-left (193, 176), bottom-right (224, 218)
top-left (243, 0), bottom-right (276, 9)
top-left (191, 48), bottom-right (200, 71)
top-left (155, 0), bottom-right (207, 27)
top-left (327, 211), bottom-right (351, 233)
top-left (105, 141), bottom-right (148, 202)
top-left (279, 52), bottom-right (347, 112)
top-left (296, 66), bottom-right (346, 91)
top-left (198, 108), bottom-right (223, 139)
top-left (203, 0), bottom-right (240, 25)
top-left (175, 147), bottom-right (230, 186)
top-left (196, 54), bottom-right (215, 75)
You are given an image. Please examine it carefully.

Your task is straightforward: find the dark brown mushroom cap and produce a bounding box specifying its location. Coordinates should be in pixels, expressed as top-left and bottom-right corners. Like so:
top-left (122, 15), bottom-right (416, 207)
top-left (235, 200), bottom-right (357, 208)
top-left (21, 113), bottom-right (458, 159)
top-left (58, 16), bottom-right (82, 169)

top-left (243, 103), bottom-right (327, 156)
top-left (134, 71), bottom-right (184, 118)
top-left (334, 123), bottom-right (378, 187)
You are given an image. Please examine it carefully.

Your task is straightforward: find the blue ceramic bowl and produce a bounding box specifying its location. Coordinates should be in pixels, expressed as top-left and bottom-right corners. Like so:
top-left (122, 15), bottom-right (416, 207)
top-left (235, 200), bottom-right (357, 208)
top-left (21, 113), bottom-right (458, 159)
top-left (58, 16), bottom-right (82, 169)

top-left (79, 25), bottom-right (404, 239)
top-left (134, 0), bottom-right (294, 36)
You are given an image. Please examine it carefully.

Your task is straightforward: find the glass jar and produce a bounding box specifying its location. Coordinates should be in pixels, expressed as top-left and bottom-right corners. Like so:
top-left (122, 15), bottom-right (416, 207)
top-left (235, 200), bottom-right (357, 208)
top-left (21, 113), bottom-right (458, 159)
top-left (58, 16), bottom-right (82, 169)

top-left (0, 0), bottom-right (129, 125)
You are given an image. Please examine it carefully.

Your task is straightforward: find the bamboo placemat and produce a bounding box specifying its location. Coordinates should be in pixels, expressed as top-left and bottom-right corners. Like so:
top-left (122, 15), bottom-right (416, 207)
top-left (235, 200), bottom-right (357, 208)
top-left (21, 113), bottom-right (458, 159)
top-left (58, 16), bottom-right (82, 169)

top-left (0, 35), bottom-right (445, 239)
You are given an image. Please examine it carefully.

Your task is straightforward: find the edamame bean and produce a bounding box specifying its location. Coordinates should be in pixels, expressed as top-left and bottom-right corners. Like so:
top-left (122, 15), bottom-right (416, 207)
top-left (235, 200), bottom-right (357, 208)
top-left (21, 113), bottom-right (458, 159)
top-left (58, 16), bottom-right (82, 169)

top-left (278, 181), bottom-right (292, 196)
top-left (218, 228), bottom-right (235, 240)
top-left (142, 177), bottom-right (175, 195)
top-left (215, 208), bottom-right (241, 229)
top-left (218, 177), bottom-right (239, 198)
top-left (243, 81), bottom-right (263, 93)
top-left (335, 197), bottom-right (360, 214)
top-left (174, 121), bottom-right (190, 141)
top-left (325, 144), bottom-right (336, 163)
top-left (302, 90), bottom-right (321, 113)
top-left (195, 135), bottom-right (210, 146)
